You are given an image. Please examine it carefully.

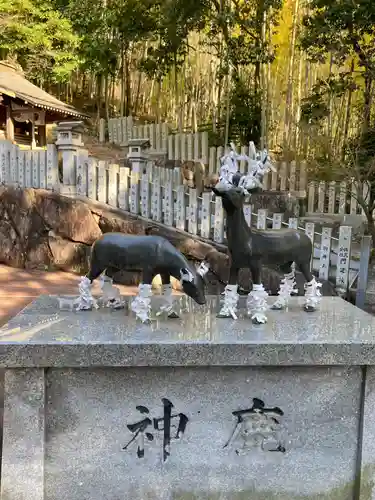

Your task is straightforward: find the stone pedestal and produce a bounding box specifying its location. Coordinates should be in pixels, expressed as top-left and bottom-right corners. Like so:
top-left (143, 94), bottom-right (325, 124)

top-left (0, 296), bottom-right (375, 499)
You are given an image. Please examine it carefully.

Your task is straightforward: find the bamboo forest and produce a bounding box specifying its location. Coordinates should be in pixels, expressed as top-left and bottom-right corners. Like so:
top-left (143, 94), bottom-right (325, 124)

top-left (2, 0), bottom-right (375, 180)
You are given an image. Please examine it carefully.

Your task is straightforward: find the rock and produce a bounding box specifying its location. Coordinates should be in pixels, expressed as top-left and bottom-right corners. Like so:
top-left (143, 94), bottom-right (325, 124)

top-left (48, 231), bottom-right (90, 274)
top-left (0, 219), bottom-right (25, 268)
top-left (0, 187), bottom-right (48, 243)
top-left (98, 215), bottom-right (146, 235)
top-left (35, 190), bottom-right (102, 244)
top-left (25, 237), bottom-right (53, 270)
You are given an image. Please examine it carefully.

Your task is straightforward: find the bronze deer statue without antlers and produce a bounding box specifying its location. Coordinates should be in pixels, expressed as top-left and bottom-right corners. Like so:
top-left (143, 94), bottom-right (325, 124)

top-left (212, 176), bottom-right (322, 324)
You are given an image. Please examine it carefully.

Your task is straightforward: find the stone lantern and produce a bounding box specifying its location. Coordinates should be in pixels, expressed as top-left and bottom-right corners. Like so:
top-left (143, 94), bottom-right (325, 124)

top-left (55, 121), bottom-right (85, 195)
top-left (127, 138), bottom-right (150, 174)
top-left (126, 138), bottom-right (151, 215)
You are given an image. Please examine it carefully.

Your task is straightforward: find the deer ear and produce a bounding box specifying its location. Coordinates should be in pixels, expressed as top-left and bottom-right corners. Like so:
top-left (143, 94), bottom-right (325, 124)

top-left (180, 268), bottom-right (194, 283)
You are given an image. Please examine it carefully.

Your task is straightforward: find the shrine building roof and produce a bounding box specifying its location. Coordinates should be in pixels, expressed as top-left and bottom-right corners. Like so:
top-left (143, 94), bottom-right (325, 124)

top-left (0, 61), bottom-right (88, 119)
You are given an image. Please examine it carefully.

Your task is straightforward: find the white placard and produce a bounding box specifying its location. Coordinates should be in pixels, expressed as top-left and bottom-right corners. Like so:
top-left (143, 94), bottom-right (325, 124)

top-left (32, 150), bottom-right (39, 188)
top-left (272, 213), bottom-right (283, 229)
top-left (88, 158), bottom-right (98, 201)
top-left (97, 162), bottom-right (107, 203)
top-left (164, 174), bottom-right (174, 227)
top-left (39, 150), bottom-right (46, 189)
top-left (213, 197), bottom-right (224, 243)
top-left (108, 164), bottom-right (119, 207)
top-left (176, 185), bottom-right (186, 231)
top-left (25, 150), bottom-right (33, 188)
top-left (319, 227), bottom-right (332, 281)
top-left (336, 225), bottom-right (352, 290)
top-left (18, 150), bottom-right (25, 187)
top-left (140, 172), bottom-right (151, 218)
top-left (201, 192), bottom-right (211, 239)
top-left (76, 150), bottom-right (89, 196)
top-left (118, 166), bottom-right (130, 210)
top-left (151, 177), bottom-right (162, 222)
top-left (257, 209), bottom-right (267, 229)
top-left (130, 171), bottom-right (139, 214)
top-left (10, 144), bottom-right (17, 185)
top-left (188, 189), bottom-right (198, 235)
top-left (243, 204), bottom-right (252, 226)
top-left (288, 218), bottom-right (298, 229)
top-left (46, 144), bottom-right (58, 191)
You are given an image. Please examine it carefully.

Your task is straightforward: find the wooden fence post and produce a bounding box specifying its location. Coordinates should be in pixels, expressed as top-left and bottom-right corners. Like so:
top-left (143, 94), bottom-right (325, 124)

top-left (88, 157), bottom-right (98, 201)
top-left (108, 164), bottom-right (119, 207)
top-left (257, 209), bottom-right (267, 229)
top-left (336, 225), bottom-right (352, 293)
top-left (318, 227), bottom-right (332, 281)
top-left (188, 188), bottom-right (198, 235)
top-left (46, 144), bottom-right (59, 191)
top-left (305, 222), bottom-right (315, 270)
top-left (213, 197), bottom-right (224, 243)
top-left (76, 150), bottom-right (89, 197)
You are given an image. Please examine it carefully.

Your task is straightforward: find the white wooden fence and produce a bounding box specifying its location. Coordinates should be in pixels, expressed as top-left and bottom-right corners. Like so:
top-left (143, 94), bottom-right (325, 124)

top-left (0, 141), bottom-right (58, 190)
top-left (0, 138), bottom-right (368, 295)
top-left (101, 117), bottom-right (369, 217)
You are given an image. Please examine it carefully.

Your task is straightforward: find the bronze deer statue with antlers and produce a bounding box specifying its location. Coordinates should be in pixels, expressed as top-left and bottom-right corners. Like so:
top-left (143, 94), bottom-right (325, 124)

top-left (212, 174), bottom-right (322, 324)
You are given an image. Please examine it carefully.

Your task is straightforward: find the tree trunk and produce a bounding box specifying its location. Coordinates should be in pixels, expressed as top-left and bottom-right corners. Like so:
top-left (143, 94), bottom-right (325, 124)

top-left (342, 59), bottom-right (355, 159)
top-left (364, 71), bottom-right (373, 133)
top-left (294, 54), bottom-right (304, 153)
top-left (120, 42), bottom-right (125, 117)
top-left (283, 0), bottom-right (300, 150)
top-left (96, 74), bottom-right (102, 123)
top-left (124, 48), bottom-right (131, 116)
top-left (104, 74), bottom-right (109, 120)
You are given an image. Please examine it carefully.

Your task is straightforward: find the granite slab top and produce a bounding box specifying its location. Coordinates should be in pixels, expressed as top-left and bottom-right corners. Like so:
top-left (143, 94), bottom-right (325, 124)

top-left (0, 295), bottom-right (374, 367)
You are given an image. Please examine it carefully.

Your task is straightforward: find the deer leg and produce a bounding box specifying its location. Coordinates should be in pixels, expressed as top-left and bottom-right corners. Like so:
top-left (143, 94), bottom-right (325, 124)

top-left (272, 261), bottom-right (298, 310)
top-left (130, 270), bottom-right (154, 323)
top-left (247, 261), bottom-right (268, 324)
top-left (156, 273), bottom-right (179, 319)
top-left (299, 261), bottom-right (322, 312)
top-left (217, 265), bottom-right (239, 319)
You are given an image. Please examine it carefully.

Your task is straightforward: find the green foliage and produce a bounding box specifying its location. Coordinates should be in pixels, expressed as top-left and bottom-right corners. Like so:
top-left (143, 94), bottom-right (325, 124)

top-left (0, 0), bottom-right (80, 84)
top-left (300, 0), bottom-right (375, 131)
top-left (205, 0), bottom-right (281, 70)
top-left (229, 77), bottom-right (262, 145)
top-left (53, 0), bottom-right (119, 76)
top-left (300, 73), bottom-right (356, 126)
top-left (300, 0), bottom-right (375, 67)
top-left (140, 0), bottom-right (209, 78)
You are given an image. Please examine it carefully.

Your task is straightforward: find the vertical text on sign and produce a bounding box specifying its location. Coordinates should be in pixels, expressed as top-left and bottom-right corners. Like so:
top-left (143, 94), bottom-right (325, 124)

top-left (336, 225), bottom-right (352, 291)
top-left (176, 185), bottom-right (186, 231)
top-left (188, 189), bottom-right (198, 235)
top-left (164, 171), bottom-right (174, 227)
top-left (140, 172), bottom-right (151, 218)
top-left (214, 197), bottom-right (224, 243)
top-left (319, 227), bottom-right (332, 281)
top-left (151, 175), bottom-right (162, 222)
